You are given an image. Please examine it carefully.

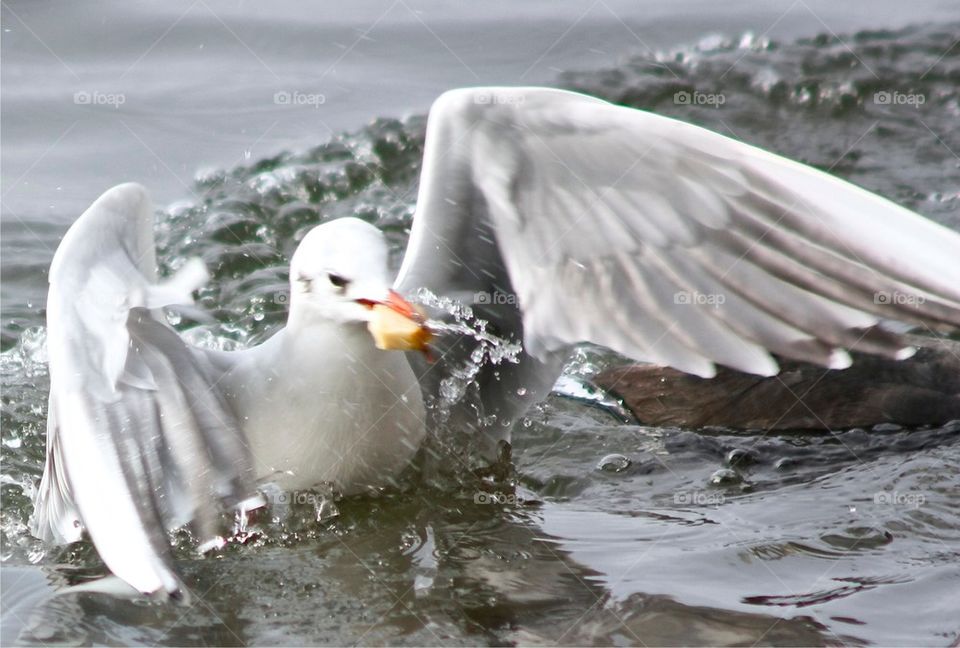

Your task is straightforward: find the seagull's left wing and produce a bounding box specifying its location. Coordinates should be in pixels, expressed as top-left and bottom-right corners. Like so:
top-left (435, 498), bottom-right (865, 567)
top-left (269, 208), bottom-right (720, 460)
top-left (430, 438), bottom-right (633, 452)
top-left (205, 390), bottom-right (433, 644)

top-left (395, 87), bottom-right (960, 453)
top-left (31, 184), bottom-right (258, 598)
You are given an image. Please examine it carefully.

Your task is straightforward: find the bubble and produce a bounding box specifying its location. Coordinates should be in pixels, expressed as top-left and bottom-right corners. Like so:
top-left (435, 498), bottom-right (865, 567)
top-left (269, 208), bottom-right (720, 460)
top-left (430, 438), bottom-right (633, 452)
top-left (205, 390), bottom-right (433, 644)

top-left (709, 468), bottom-right (742, 486)
top-left (725, 448), bottom-right (757, 468)
top-left (774, 457), bottom-right (799, 471)
top-left (597, 453), bottom-right (632, 473)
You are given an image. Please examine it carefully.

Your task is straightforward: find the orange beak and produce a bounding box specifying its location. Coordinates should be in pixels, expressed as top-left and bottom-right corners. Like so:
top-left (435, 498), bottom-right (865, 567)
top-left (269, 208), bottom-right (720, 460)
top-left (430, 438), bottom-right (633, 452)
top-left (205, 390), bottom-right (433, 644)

top-left (384, 290), bottom-right (425, 323)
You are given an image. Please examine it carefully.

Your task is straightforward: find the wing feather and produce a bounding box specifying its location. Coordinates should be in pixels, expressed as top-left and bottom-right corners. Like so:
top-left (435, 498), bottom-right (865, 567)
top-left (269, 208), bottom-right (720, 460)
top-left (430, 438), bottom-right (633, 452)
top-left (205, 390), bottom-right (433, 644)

top-left (396, 87), bottom-right (960, 451)
top-left (31, 183), bottom-right (258, 598)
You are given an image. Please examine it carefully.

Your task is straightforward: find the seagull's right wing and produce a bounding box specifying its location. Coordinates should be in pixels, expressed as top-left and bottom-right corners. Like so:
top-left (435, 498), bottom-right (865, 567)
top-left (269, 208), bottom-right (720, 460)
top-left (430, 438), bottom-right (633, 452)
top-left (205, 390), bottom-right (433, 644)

top-left (395, 87), bottom-right (960, 454)
top-left (30, 184), bottom-right (259, 598)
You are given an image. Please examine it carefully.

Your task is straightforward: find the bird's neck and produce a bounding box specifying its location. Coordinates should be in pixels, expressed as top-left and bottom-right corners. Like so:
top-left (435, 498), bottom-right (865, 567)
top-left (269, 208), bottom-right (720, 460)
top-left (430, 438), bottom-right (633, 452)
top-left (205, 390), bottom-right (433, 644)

top-left (281, 308), bottom-right (371, 360)
top-left (285, 298), bottom-right (359, 331)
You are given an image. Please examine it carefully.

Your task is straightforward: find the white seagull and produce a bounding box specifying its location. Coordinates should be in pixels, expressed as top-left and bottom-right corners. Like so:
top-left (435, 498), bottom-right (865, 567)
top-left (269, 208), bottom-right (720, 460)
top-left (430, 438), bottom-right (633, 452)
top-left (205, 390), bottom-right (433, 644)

top-left (31, 87), bottom-right (960, 599)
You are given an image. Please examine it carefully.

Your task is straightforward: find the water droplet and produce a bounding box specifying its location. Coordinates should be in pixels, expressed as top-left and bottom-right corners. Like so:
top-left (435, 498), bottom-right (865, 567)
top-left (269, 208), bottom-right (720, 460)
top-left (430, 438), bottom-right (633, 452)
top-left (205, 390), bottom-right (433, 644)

top-left (774, 457), bottom-right (798, 471)
top-left (725, 448), bottom-right (756, 467)
top-left (315, 498), bottom-right (339, 522)
top-left (709, 468), bottom-right (742, 486)
top-left (439, 377), bottom-right (465, 403)
top-left (516, 387), bottom-right (527, 396)
top-left (597, 453), bottom-right (631, 473)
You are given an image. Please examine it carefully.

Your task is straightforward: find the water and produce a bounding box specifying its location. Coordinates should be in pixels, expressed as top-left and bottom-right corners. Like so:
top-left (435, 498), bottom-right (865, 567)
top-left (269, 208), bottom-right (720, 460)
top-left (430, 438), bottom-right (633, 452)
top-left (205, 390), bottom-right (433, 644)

top-left (3, 2), bottom-right (960, 644)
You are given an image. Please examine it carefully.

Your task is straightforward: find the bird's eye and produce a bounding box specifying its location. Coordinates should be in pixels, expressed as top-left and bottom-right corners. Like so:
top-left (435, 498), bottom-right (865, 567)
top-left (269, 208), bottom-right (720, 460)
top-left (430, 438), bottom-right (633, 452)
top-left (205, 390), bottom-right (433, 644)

top-left (327, 273), bottom-right (350, 290)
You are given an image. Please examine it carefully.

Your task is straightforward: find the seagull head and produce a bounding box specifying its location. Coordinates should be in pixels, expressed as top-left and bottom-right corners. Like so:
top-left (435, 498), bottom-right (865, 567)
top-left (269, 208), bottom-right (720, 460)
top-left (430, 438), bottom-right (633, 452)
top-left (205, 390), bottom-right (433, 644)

top-left (287, 218), bottom-right (430, 352)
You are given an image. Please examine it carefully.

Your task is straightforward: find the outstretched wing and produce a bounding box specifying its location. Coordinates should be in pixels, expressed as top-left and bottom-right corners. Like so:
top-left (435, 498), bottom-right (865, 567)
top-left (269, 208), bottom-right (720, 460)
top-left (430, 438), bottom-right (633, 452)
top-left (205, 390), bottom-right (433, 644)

top-left (395, 87), bottom-right (960, 449)
top-left (31, 183), bottom-right (259, 598)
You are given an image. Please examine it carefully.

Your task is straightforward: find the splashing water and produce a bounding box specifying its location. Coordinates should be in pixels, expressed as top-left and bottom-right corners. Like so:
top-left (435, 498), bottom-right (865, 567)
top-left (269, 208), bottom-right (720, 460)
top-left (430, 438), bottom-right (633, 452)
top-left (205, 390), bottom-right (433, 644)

top-left (412, 287), bottom-right (522, 417)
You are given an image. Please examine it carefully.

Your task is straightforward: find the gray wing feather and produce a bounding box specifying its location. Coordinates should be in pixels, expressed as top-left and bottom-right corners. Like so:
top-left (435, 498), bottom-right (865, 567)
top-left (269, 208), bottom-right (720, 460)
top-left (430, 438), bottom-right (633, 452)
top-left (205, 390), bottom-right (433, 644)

top-left (396, 87), bottom-right (960, 453)
top-left (30, 183), bottom-right (258, 598)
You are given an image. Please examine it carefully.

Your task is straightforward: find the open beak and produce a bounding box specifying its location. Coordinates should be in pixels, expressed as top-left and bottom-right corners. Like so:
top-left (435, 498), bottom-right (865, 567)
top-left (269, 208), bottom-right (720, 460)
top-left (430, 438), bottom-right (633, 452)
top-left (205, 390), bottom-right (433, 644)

top-left (361, 290), bottom-right (433, 357)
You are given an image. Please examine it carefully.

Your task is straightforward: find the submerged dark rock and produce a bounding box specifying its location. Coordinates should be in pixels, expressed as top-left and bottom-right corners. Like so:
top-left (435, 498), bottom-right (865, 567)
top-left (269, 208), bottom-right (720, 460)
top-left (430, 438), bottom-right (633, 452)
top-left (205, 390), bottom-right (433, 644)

top-left (596, 336), bottom-right (960, 430)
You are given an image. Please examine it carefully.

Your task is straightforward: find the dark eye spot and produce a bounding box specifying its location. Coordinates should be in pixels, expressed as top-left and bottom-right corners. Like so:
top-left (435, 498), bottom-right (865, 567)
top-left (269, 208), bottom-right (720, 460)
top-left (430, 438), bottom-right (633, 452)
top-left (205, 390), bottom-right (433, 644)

top-left (327, 273), bottom-right (350, 291)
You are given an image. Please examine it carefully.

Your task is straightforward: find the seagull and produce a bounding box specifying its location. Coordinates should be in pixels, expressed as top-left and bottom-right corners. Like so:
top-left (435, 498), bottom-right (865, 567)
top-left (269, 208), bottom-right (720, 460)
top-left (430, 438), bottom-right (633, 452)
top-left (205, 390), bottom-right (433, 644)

top-left (30, 86), bottom-right (960, 600)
